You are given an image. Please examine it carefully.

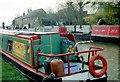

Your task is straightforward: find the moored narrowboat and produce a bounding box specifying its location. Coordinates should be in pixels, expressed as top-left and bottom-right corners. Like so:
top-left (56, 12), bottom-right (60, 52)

top-left (0, 30), bottom-right (107, 82)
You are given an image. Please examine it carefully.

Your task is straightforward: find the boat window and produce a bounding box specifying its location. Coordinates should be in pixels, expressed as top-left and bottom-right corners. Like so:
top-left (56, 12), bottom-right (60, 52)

top-left (0, 37), bottom-right (2, 47)
top-left (7, 40), bottom-right (13, 51)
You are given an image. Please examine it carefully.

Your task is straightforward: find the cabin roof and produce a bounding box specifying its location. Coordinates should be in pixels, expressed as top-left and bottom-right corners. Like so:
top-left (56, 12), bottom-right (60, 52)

top-left (16, 34), bottom-right (40, 39)
top-left (0, 30), bottom-right (58, 36)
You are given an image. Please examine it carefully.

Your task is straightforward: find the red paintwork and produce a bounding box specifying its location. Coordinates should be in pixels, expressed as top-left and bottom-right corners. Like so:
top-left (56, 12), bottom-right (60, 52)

top-left (92, 25), bottom-right (109, 35)
top-left (36, 46), bottom-right (104, 75)
top-left (16, 34), bottom-right (40, 40)
top-left (51, 27), bottom-right (76, 42)
top-left (0, 49), bottom-right (47, 77)
top-left (1, 49), bottom-right (32, 68)
top-left (92, 25), bottom-right (120, 37)
top-left (59, 28), bottom-right (67, 34)
top-left (109, 26), bottom-right (120, 36)
top-left (2, 32), bottom-right (58, 40)
top-left (30, 38), bottom-right (34, 68)
top-left (89, 54), bottom-right (107, 77)
top-left (2, 33), bottom-right (36, 68)
top-left (60, 34), bottom-right (76, 42)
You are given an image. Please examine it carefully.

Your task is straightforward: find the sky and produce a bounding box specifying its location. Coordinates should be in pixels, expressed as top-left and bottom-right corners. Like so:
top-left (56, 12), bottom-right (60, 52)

top-left (0, 0), bottom-right (65, 26)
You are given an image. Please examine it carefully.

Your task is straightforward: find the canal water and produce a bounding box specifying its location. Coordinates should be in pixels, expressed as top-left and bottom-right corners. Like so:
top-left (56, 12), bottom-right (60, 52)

top-left (76, 41), bottom-right (119, 80)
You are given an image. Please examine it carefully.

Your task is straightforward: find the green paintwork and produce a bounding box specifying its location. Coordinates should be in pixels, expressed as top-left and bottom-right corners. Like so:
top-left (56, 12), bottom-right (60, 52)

top-left (1, 33), bottom-right (76, 68)
top-left (33, 34), bottom-right (61, 66)
top-left (33, 45), bottom-right (46, 66)
top-left (61, 37), bottom-right (76, 60)
top-left (33, 39), bottom-right (41, 45)
top-left (1, 35), bottom-right (32, 65)
top-left (41, 34), bottom-right (60, 54)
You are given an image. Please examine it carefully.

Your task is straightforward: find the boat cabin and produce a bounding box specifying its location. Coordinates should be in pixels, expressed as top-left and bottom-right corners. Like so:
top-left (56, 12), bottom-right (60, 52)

top-left (1, 31), bottom-right (76, 67)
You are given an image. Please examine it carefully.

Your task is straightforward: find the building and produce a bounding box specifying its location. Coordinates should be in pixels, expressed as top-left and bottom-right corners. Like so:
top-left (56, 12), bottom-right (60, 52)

top-left (13, 8), bottom-right (47, 29)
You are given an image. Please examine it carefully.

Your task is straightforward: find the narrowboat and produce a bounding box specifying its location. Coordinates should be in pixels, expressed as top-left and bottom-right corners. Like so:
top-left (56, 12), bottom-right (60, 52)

top-left (0, 29), bottom-right (107, 82)
top-left (73, 25), bottom-right (120, 44)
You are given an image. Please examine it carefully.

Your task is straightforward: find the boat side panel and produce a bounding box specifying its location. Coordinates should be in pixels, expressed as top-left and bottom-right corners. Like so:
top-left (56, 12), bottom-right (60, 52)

top-left (1, 35), bottom-right (33, 67)
top-left (41, 34), bottom-right (61, 54)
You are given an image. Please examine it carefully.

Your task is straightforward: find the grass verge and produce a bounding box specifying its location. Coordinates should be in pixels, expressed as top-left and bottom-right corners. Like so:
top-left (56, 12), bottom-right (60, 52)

top-left (1, 58), bottom-right (29, 81)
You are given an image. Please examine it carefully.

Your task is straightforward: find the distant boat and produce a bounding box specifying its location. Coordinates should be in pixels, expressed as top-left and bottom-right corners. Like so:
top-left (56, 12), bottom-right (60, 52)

top-left (0, 29), bottom-right (107, 82)
top-left (73, 25), bottom-right (120, 44)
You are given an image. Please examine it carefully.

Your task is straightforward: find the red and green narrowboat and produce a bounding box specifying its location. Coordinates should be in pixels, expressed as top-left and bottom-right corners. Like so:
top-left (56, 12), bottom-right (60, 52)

top-left (0, 29), bottom-right (107, 82)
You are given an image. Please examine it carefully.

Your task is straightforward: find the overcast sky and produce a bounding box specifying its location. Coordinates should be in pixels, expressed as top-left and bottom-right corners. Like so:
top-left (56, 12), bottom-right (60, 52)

top-left (0, 0), bottom-right (65, 26)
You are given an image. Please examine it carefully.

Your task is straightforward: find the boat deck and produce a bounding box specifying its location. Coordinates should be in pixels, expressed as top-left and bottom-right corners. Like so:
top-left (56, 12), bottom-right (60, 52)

top-left (38, 62), bottom-right (89, 74)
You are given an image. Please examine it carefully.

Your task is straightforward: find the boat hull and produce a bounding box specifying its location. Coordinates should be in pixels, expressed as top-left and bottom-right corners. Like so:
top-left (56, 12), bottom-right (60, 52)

top-left (1, 50), bottom-right (61, 82)
top-left (74, 34), bottom-right (120, 44)
top-left (1, 52), bottom-right (107, 82)
top-left (2, 53), bottom-right (43, 82)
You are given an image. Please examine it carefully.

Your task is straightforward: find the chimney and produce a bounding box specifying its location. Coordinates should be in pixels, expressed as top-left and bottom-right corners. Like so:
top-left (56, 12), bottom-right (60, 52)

top-left (30, 8), bottom-right (32, 11)
top-left (23, 12), bottom-right (25, 16)
top-left (28, 9), bottom-right (30, 13)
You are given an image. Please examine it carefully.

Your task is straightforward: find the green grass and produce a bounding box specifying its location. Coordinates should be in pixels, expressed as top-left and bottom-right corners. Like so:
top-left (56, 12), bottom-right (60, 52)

top-left (0, 57), bottom-right (29, 81)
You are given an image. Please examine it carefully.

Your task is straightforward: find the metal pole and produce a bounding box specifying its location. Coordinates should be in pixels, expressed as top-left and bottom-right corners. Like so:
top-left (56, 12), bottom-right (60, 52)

top-left (78, 2), bottom-right (83, 29)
